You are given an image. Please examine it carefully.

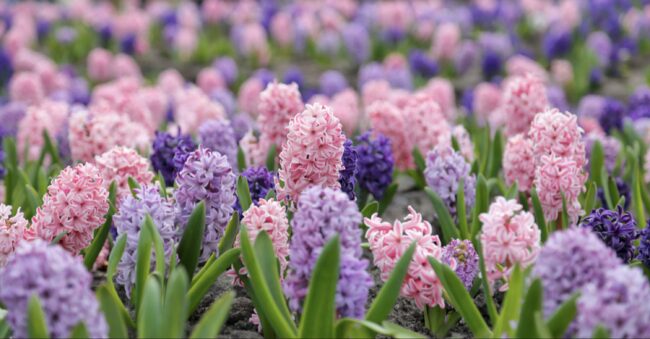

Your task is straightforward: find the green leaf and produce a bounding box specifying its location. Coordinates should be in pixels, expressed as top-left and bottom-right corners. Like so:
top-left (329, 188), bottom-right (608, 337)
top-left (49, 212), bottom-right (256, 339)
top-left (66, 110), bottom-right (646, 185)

top-left (155, 172), bottom-right (168, 199)
top-left (24, 185), bottom-right (42, 213)
top-left (633, 164), bottom-right (646, 226)
top-left (424, 188), bottom-right (459, 244)
top-left (515, 279), bottom-right (544, 338)
top-left (237, 176), bottom-right (253, 212)
top-left (471, 175), bottom-right (489, 238)
top-left (381, 321), bottom-right (428, 339)
top-left (456, 178), bottom-right (469, 239)
top-left (546, 294), bottom-right (578, 337)
top-left (487, 130), bottom-right (503, 178)
top-left (428, 258), bottom-right (491, 337)
top-left (505, 182), bottom-right (518, 200)
top-left (493, 265), bottom-right (524, 338)
top-left (237, 146), bottom-right (246, 172)
top-left (412, 147), bottom-right (426, 172)
top-left (218, 212), bottom-right (240, 255)
top-left (0, 317), bottom-right (11, 339)
top-left (360, 201), bottom-right (379, 219)
top-left (590, 140), bottom-right (605, 187)
top-left (137, 276), bottom-right (163, 338)
top-left (189, 291), bottom-right (235, 339)
top-left (451, 136), bottom-right (461, 153)
top-left (42, 130), bottom-right (61, 166)
top-left (265, 189), bottom-right (276, 200)
top-left (530, 188), bottom-right (548, 242)
top-left (583, 181), bottom-right (598, 214)
top-left (142, 214), bottom-right (166, 278)
top-left (134, 222), bottom-right (153, 309)
top-left (178, 201), bottom-right (206, 280)
top-left (366, 243), bottom-right (416, 324)
top-left (607, 176), bottom-right (621, 209)
top-left (266, 144), bottom-right (277, 171)
top-left (335, 318), bottom-right (385, 338)
top-left (69, 323), bottom-right (89, 339)
top-left (97, 285), bottom-right (128, 339)
top-left (163, 268), bottom-right (189, 338)
top-left (84, 204), bottom-right (115, 270)
top-left (471, 238), bottom-right (498, 324)
top-left (187, 247), bottom-right (241, 314)
top-left (298, 236), bottom-right (340, 338)
top-left (127, 177), bottom-right (141, 197)
top-left (50, 231), bottom-right (68, 245)
top-left (239, 227), bottom-right (297, 337)
top-left (560, 192), bottom-right (570, 229)
top-left (533, 312), bottom-right (552, 338)
top-left (592, 325), bottom-right (610, 339)
top-left (107, 234), bottom-right (127, 281)
top-left (27, 295), bottom-right (49, 339)
top-left (378, 183), bottom-right (398, 216)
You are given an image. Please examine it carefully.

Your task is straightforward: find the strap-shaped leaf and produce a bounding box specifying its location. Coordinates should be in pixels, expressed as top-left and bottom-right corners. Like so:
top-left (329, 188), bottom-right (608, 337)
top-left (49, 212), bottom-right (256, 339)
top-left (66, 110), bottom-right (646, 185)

top-left (592, 325), bottom-right (610, 339)
top-left (189, 291), bottom-right (235, 339)
top-left (493, 265), bottom-right (523, 338)
top-left (530, 188), bottom-right (548, 242)
top-left (107, 234), bottom-right (127, 281)
top-left (583, 181), bottom-right (598, 214)
top-left (163, 268), bottom-right (189, 338)
top-left (27, 295), bottom-right (49, 339)
top-left (137, 276), bottom-right (163, 338)
top-left (178, 201), bottom-right (206, 280)
top-left (366, 243), bottom-right (416, 324)
top-left (378, 183), bottom-right (398, 216)
top-left (428, 258), bottom-right (491, 338)
top-left (96, 285), bottom-right (128, 338)
top-left (187, 248), bottom-right (241, 314)
top-left (266, 144), bottom-right (277, 171)
top-left (471, 175), bottom-right (489, 238)
top-left (360, 201), bottom-right (379, 219)
top-left (127, 177), bottom-right (141, 197)
top-left (487, 130), bottom-right (503, 178)
top-left (546, 294), bottom-right (578, 337)
top-left (298, 236), bottom-right (340, 338)
top-left (633, 164), bottom-right (646, 226)
top-left (424, 188), bottom-right (459, 244)
top-left (515, 278), bottom-right (544, 338)
top-left (84, 186), bottom-right (116, 270)
top-left (237, 176), bottom-right (253, 212)
top-left (456, 178), bottom-right (469, 239)
top-left (218, 212), bottom-right (240, 254)
top-left (590, 140), bottom-right (605, 187)
top-left (237, 146), bottom-right (246, 172)
top-left (142, 214), bottom-right (166, 278)
top-left (134, 222), bottom-right (153, 309)
top-left (69, 323), bottom-right (89, 338)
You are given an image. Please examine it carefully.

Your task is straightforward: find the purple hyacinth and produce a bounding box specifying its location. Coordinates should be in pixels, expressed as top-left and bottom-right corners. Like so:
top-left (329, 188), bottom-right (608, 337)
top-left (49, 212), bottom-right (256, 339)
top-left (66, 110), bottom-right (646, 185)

top-left (355, 132), bottom-right (394, 200)
top-left (283, 186), bottom-right (371, 319)
top-left (0, 240), bottom-right (108, 338)
top-left (442, 239), bottom-right (479, 290)
top-left (283, 67), bottom-right (304, 90)
top-left (577, 95), bottom-right (606, 120)
top-left (114, 185), bottom-right (177, 296)
top-left (210, 89), bottom-right (236, 116)
top-left (319, 70), bottom-right (348, 97)
top-left (234, 166), bottom-right (275, 216)
top-left (579, 206), bottom-right (639, 263)
top-left (230, 113), bottom-right (254, 143)
top-left (424, 146), bottom-right (476, 220)
top-left (408, 49), bottom-right (438, 78)
top-left (584, 134), bottom-right (622, 174)
top-left (575, 265), bottom-right (650, 338)
top-left (543, 25), bottom-right (572, 59)
top-left (150, 131), bottom-right (197, 186)
top-left (338, 140), bottom-right (357, 200)
top-left (638, 225), bottom-right (650, 267)
top-left (174, 147), bottom-right (236, 262)
top-left (546, 86), bottom-right (569, 112)
top-left (532, 228), bottom-right (621, 318)
top-left (357, 62), bottom-right (386, 88)
top-left (342, 23), bottom-right (370, 64)
top-left (199, 119), bottom-right (238, 173)
top-left (213, 57), bottom-right (238, 85)
top-left (0, 102), bottom-right (26, 138)
top-left (597, 177), bottom-right (630, 210)
top-left (628, 86), bottom-right (650, 121)
top-left (599, 98), bottom-right (626, 134)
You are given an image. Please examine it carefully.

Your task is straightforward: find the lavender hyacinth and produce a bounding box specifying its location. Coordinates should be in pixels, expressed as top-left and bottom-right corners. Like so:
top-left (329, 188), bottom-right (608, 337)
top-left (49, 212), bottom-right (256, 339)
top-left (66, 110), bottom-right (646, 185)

top-left (637, 225), bottom-right (650, 267)
top-left (199, 119), bottom-right (238, 173)
top-left (628, 86), bottom-right (650, 121)
top-left (0, 102), bottom-right (26, 138)
top-left (532, 228), bottom-right (621, 317)
top-left (575, 265), bottom-right (650, 338)
top-left (584, 134), bottom-right (622, 174)
top-left (579, 206), bottom-right (639, 263)
top-left (284, 186), bottom-right (371, 318)
top-left (174, 147), bottom-right (236, 262)
top-left (234, 166), bottom-right (275, 216)
top-left (150, 131), bottom-right (197, 186)
top-left (0, 240), bottom-right (107, 338)
top-left (342, 23), bottom-right (370, 64)
top-left (319, 70), bottom-right (348, 97)
top-left (442, 239), bottom-right (479, 290)
top-left (113, 185), bottom-right (177, 296)
top-left (339, 140), bottom-right (357, 200)
top-left (424, 146), bottom-right (476, 219)
top-left (355, 132), bottom-right (394, 200)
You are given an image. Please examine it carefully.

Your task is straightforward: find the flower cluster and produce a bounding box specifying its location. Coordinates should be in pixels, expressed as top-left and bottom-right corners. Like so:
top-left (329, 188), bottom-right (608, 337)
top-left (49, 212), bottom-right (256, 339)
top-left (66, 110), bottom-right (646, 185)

top-left (277, 103), bottom-right (346, 202)
top-left (354, 132), bottom-right (395, 200)
top-left (284, 186), bottom-right (371, 318)
top-left (0, 240), bottom-right (107, 338)
top-left (404, 95), bottom-right (451, 156)
top-left (338, 140), bottom-right (357, 200)
top-left (480, 197), bottom-right (540, 290)
top-left (441, 239), bottom-right (479, 290)
top-left (502, 74), bottom-right (549, 136)
top-left (585, 133), bottom-right (622, 174)
top-left (364, 206), bottom-right (447, 309)
top-left (367, 101), bottom-right (413, 170)
top-left (424, 146), bottom-right (476, 220)
top-left (528, 108), bottom-right (586, 168)
top-left (503, 134), bottom-right (535, 192)
top-left (198, 119), bottom-right (238, 172)
top-left (257, 81), bottom-right (304, 152)
top-left (637, 225), bottom-right (650, 267)
top-left (174, 147), bottom-right (236, 262)
top-left (113, 185), bottom-right (177, 296)
top-left (31, 163), bottom-right (109, 254)
top-left (94, 146), bottom-right (154, 201)
top-left (150, 130), bottom-right (197, 186)
top-left (0, 204), bottom-right (28, 266)
top-left (534, 155), bottom-right (586, 224)
top-left (579, 207), bottom-right (639, 263)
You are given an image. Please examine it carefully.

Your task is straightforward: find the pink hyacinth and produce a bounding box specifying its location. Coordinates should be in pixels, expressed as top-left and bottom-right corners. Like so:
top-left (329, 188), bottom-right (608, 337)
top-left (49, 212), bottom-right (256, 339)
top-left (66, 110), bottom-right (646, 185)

top-left (9, 71), bottom-right (44, 105)
top-left (238, 77), bottom-right (264, 116)
top-left (258, 81), bottom-right (305, 152)
top-left (534, 154), bottom-right (586, 223)
top-left (367, 100), bottom-right (414, 170)
top-left (480, 197), bottom-right (540, 290)
top-left (472, 82), bottom-right (501, 125)
top-left (364, 206), bottom-right (447, 309)
top-left (112, 54), bottom-right (142, 80)
top-left (239, 131), bottom-right (270, 168)
top-left (404, 95), bottom-right (451, 156)
top-left (17, 100), bottom-right (68, 162)
top-left (277, 103), bottom-right (346, 202)
top-left (432, 22), bottom-right (460, 61)
top-left (31, 163), bottom-right (109, 254)
top-left (422, 78), bottom-right (456, 120)
top-left (503, 134), bottom-right (536, 192)
top-left (451, 125), bottom-right (474, 163)
top-left (330, 89), bottom-right (361, 136)
top-left (197, 67), bottom-right (225, 95)
top-left (94, 146), bottom-right (154, 201)
top-left (87, 48), bottom-right (114, 82)
top-left (502, 74), bottom-right (549, 136)
top-left (528, 108), bottom-right (586, 168)
top-left (362, 80), bottom-right (391, 107)
top-left (505, 55), bottom-right (548, 81)
top-left (231, 199), bottom-right (290, 284)
top-left (157, 69), bottom-right (185, 93)
top-left (173, 87), bottom-right (226, 134)
top-left (551, 59), bottom-right (573, 86)
top-left (68, 108), bottom-right (151, 163)
top-left (0, 204), bottom-right (28, 266)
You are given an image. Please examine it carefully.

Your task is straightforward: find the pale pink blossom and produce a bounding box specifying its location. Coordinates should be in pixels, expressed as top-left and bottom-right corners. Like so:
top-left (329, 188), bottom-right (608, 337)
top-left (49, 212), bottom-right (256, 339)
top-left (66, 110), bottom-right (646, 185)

top-left (157, 69), bottom-right (185, 93)
top-left (258, 82), bottom-right (305, 153)
top-left (94, 146), bottom-right (154, 201)
top-left (502, 74), bottom-right (549, 136)
top-left (197, 67), bottom-right (226, 95)
top-left (534, 154), bottom-right (586, 223)
top-left (330, 89), bottom-right (360, 136)
top-left (528, 108), bottom-right (586, 168)
top-left (451, 125), bottom-right (474, 162)
top-left (17, 100), bottom-right (68, 162)
top-left (432, 22), bottom-right (461, 60)
top-left (238, 78), bottom-right (264, 117)
top-left (270, 11), bottom-right (295, 47)
top-left (472, 82), bottom-right (502, 125)
top-left (9, 72), bottom-right (44, 105)
top-left (503, 134), bottom-right (536, 192)
top-left (173, 87), bottom-right (226, 134)
top-left (174, 28), bottom-right (198, 60)
top-left (239, 130), bottom-right (270, 168)
top-left (362, 80), bottom-right (391, 107)
top-left (404, 95), bottom-right (451, 156)
top-left (551, 59), bottom-right (573, 86)
top-left (422, 78), bottom-right (456, 120)
top-left (367, 100), bottom-right (414, 170)
top-left (0, 204), bottom-right (28, 266)
top-left (505, 55), bottom-right (548, 81)
top-left (87, 48), bottom-right (114, 82)
top-left (112, 54), bottom-right (142, 80)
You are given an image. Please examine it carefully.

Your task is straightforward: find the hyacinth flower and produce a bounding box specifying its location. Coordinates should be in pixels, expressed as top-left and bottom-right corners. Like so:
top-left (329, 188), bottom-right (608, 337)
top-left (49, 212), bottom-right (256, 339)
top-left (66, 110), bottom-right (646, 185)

top-left (0, 204), bottom-right (28, 266)
top-left (0, 240), bottom-right (107, 338)
top-left (199, 119), bottom-right (238, 172)
top-left (354, 132), bottom-right (395, 201)
top-left (503, 134), bottom-right (535, 192)
top-left (284, 186), bottom-right (371, 319)
top-left (174, 147), bottom-right (236, 262)
top-left (338, 139), bottom-right (357, 200)
top-left (95, 146), bottom-right (154, 201)
top-left (502, 74), bottom-right (549, 136)
top-left (234, 166), bottom-right (275, 216)
top-left (31, 163), bottom-right (109, 254)
top-left (277, 103), bottom-right (346, 202)
top-left (441, 239), bottom-right (479, 290)
top-left (257, 81), bottom-right (304, 155)
top-left (150, 130), bottom-right (197, 186)
top-left (579, 206), bottom-right (639, 263)
top-left (113, 185), bottom-right (178, 297)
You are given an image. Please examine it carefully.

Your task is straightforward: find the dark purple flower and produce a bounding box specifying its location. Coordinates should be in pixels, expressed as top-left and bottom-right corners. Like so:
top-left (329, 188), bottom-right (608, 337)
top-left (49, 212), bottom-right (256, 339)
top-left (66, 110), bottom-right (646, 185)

top-left (543, 25), bottom-right (572, 59)
top-left (408, 49), bottom-right (438, 78)
top-left (283, 67), bottom-right (304, 89)
top-left (339, 140), bottom-right (357, 200)
top-left (481, 49), bottom-right (502, 80)
top-left (254, 68), bottom-right (275, 88)
top-left (599, 98), bottom-right (626, 134)
top-left (579, 206), bottom-right (638, 263)
top-left (628, 87), bottom-right (650, 121)
top-left (120, 33), bottom-right (137, 55)
top-left (461, 87), bottom-right (474, 114)
top-left (0, 102), bottom-right (25, 138)
top-left (234, 166), bottom-right (275, 216)
top-left (425, 146), bottom-right (476, 220)
top-left (151, 131), bottom-right (197, 186)
top-left (442, 239), bottom-right (479, 290)
top-left (355, 132), bottom-right (394, 200)
top-left (597, 178), bottom-right (630, 209)
top-left (0, 47), bottom-right (13, 87)
top-left (637, 224), bottom-right (650, 267)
